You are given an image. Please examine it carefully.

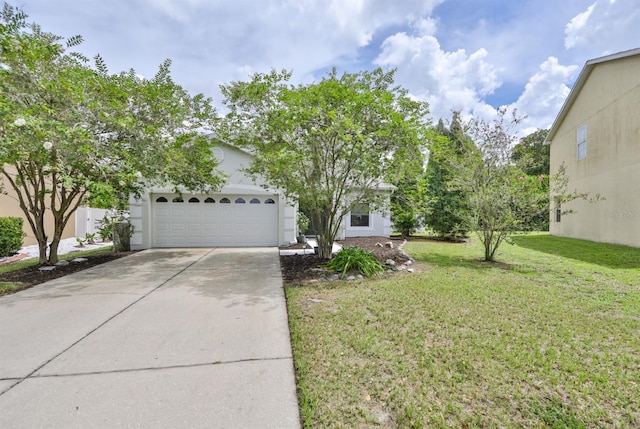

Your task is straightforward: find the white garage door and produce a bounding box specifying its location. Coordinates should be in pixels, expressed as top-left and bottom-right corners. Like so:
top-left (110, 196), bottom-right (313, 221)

top-left (152, 194), bottom-right (278, 247)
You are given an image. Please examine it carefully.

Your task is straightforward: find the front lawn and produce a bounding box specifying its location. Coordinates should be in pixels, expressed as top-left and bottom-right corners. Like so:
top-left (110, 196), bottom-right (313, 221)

top-left (286, 234), bottom-right (640, 428)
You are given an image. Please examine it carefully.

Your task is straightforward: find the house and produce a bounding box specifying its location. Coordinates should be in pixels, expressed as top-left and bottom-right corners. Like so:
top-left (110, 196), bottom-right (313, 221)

top-left (546, 48), bottom-right (640, 247)
top-left (129, 142), bottom-right (393, 250)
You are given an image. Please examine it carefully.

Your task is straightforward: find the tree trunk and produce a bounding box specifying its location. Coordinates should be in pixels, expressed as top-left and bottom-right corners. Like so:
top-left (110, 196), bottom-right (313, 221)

top-left (316, 236), bottom-right (334, 259)
top-left (48, 239), bottom-right (60, 265)
top-left (37, 240), bottom-right (48, 265)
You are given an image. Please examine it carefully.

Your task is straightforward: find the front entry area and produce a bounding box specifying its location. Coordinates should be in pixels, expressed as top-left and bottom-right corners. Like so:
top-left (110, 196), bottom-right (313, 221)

top-left (151, 193), bottom-right (278, 247)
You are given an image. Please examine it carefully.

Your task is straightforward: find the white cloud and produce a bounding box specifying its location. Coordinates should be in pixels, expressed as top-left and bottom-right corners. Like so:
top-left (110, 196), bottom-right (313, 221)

top-left (565, 0), bottom-right (640, 53)
top-left (374, 19), bottom-right (501, 122)
top-left (511, 57), bottom-right (579, 132)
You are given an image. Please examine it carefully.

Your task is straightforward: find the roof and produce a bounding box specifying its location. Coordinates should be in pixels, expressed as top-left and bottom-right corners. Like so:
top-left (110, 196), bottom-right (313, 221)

top-left (545, 47), bottom-right (640, 143)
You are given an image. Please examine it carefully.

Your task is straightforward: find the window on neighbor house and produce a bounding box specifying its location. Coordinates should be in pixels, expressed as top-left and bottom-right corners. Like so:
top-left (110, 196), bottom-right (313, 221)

top-left (555, 202), bottom-right (562, 223)
top-left (350, 204), bottom-right (370, 227)
top-left (577, 125), bottom-right (587, 160)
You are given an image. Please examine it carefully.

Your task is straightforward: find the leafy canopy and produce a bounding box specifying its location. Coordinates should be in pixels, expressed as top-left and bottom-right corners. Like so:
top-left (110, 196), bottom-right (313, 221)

top-left (218, 68), bottom-right (430, 258)
top-left (0, 3), bottom-right (224, 264)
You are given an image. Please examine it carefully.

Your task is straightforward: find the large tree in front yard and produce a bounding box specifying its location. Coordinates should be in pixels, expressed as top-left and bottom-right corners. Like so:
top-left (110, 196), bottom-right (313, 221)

top-left (218, 68), bottom-right (430, 258)
top-left (0, 4), bottom-right (225, 264)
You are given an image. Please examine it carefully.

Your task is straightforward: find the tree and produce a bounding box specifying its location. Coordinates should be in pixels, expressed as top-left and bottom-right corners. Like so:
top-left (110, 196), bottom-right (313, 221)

top-left (423, 114), bottom-right (473, 239)
top-left (512, 128), bottom-right (550, 176)
top-left (390, 136), bottom-right (427, 238)
top-left (512, 128), bottom-right (551, 230)
top-left (218, 68), bottom-right (430, 259)
top-left (449, 109), bottom-right (598, 261)
top-left (0, 4), bottom-right (225, 264)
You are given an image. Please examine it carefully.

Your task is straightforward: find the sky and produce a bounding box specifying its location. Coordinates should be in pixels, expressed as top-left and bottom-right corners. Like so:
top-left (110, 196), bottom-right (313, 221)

top-left (15, 0), bottom-right (640, 134)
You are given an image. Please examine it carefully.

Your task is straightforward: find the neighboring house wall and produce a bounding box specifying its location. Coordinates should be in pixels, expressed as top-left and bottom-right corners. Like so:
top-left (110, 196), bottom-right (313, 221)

top-left (0, 166), bottom-right (75, 245)
top-left (547, 49), bottom-right (640, 247)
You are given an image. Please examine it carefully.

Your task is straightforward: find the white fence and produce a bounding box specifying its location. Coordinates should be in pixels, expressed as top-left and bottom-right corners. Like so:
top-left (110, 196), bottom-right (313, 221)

top-left (75, 207), bottom-right (109, 238)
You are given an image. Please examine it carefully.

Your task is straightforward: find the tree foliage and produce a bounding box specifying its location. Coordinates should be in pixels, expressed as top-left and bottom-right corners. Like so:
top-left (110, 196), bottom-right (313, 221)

top-left (218, 68), bottom-right (430, 258)
top-left (512, 128), bottom-right (551, 230)
top-left (512, 128), bottom-right (550, 176)
top-left (447, 109), bottom-right (550, 261)
top-left (390, 138), bottom-right (427, 238)
top-left (0, 4), bottom-right (225, 264)
top-left (423, 114), bottom-right (473, 239)
top-left (448, 110), bottom-right (598, 262)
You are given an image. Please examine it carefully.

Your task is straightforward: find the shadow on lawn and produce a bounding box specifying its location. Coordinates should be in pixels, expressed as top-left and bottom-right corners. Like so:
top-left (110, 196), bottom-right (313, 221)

top-left (511, 234), bottom-right (640, 270)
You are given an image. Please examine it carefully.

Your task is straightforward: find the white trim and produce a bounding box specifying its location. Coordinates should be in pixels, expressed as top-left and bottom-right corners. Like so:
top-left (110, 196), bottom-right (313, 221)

top-left (577, 125), bottom-right (587, 160)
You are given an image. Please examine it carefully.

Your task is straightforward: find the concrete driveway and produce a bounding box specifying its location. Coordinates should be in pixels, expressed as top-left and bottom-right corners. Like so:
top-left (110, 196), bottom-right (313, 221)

top-left (0, 248), bottom-right (300, 428)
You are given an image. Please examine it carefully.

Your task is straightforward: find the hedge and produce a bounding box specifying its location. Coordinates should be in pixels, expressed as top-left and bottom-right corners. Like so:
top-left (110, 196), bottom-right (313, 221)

top-left (0, 217), bottom-right (25, 257)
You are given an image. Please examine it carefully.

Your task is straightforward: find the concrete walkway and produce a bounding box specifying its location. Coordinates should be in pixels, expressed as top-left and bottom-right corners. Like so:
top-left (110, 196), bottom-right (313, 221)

top-left (0, 248), bottom-right (301, 428)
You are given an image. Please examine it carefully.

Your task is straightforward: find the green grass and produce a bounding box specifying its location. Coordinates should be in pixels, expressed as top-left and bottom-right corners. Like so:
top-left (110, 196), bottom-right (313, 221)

top-left (0, 246), bottom-right (114, 294)
top-left (286, 233), bottom-right (640, 428)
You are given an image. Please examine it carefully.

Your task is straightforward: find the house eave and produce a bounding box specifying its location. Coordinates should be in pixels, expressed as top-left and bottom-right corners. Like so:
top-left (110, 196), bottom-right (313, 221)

top-left (545, 47), bottom-right (640, 144)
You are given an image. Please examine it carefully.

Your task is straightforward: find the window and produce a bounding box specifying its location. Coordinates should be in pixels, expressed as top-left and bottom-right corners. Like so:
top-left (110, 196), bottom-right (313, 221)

top-left (220, 197), bottom-right (231, 204)
top-left (172, 196), bottom-right (184, 203)
top-left (350, 204), bottom-right (370, 227)
top-left (577, 125), bottom-right (587, 160)
top-left (188, 197), bottom-right (200, 203)
top-left (204, 197), bottom-right (215, 203)
top-left (555, 202), bottom-right (562, 223)
top-left (155, 197), bottom-right (168, 203)
top-left (264, 198), bottom-right (275, 204)
top-left (250, 198), bottom-right (261, 204)
top-left (235, 198), bottom-right (245, 204)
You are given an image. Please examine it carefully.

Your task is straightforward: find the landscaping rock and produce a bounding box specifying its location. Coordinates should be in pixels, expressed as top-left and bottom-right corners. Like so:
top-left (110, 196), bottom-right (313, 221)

top-left (71, 258), bottom-right (89, 263)
top-left (38, 266), bottom-right (56, 271)
top-left (407, 268), bottom-right (415, 273)
top-left (55, 260), bottom-right (70, 266)
top-left (384, 241), bottom-right (394, 248)
top-left (385, 259), bottom-right (396, 266)
top-left (346, 275), bottom-right (356, 281)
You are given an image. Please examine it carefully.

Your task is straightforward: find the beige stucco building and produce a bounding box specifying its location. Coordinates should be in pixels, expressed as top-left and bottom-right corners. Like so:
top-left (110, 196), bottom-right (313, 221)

top-left (0, 166), bottom-right (75, 246)
top-left (546, 48), bottom-right (640, 247)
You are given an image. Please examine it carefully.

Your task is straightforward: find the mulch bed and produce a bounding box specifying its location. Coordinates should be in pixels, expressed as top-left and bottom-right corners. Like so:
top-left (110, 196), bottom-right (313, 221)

top-left (280, 236), bottom-right (412, 285)
top-left (0, 251), bottom-right (136, 295)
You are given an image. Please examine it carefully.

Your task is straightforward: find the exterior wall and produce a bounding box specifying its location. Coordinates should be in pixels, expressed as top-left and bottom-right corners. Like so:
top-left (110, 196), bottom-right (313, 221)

top-left (549, 54), bottom-right (640, 247)
top-left (342, 211), bottom-right (392, 239)
top-left (0, 166), bottom-right (75, 245)
top-left (336, 192), bottom-right (394, 240)
top-left (130, 143), bottom-right (295, 249)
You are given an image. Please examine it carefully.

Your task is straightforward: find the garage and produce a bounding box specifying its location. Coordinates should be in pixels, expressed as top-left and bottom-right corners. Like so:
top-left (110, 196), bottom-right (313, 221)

top-left (152, 193), bottom-right (278, 247)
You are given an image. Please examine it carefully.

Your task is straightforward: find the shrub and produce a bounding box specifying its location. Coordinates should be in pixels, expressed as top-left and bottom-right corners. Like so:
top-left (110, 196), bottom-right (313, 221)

top-left (326, 246), bottom-right (384, 277)
top-left (394, 211), bottom-right (419, 238)
top-left (0, 217), bottom-right (25, 257)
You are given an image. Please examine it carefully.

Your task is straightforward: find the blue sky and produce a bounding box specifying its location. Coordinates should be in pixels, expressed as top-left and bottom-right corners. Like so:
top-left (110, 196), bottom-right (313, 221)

top-left (16, 0), bottom-right (640, 133)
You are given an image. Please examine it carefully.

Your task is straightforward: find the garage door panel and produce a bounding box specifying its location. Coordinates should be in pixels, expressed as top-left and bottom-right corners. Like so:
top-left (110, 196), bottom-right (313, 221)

top-left (152, 194), bottom-right (277, 247)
